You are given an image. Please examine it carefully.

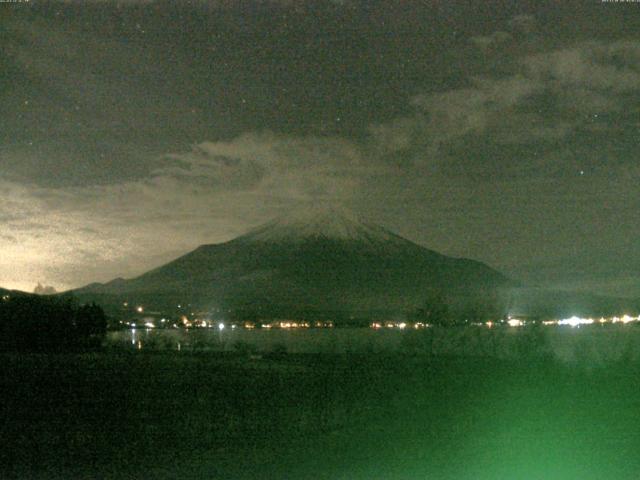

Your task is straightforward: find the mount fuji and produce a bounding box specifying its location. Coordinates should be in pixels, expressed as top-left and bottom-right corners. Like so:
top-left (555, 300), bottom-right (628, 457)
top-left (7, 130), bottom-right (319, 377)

top-left (74, 207), bottom-right (512, 321)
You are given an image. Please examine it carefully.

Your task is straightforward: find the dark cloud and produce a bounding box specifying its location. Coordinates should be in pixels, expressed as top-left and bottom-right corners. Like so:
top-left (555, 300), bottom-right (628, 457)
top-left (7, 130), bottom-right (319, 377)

top-left (364, 36), bottom-right (640, 185)
top-left (1, 2), bottom-right (640, 296)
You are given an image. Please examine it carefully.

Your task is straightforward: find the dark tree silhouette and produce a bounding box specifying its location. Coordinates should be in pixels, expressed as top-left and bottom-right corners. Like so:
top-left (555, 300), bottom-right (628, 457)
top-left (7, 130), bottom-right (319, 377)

top-left (460, 291), bottom-right (504, 323)
top-left (411, 291), bottom-right (451, 327)
top-left (75, 302), bottom-right (107, 336)
top-left (0, 294), bottom-right (107, 352)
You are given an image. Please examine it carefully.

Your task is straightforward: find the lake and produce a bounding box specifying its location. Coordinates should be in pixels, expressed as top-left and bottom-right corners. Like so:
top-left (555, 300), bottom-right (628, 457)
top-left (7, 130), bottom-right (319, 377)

top-left (107, 324), bottom-right (640, 363)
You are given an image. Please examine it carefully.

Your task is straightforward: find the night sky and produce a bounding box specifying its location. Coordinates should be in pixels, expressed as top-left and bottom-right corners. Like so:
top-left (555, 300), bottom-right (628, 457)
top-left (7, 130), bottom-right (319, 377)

top-left (2, 0), bottom-right (640, 296)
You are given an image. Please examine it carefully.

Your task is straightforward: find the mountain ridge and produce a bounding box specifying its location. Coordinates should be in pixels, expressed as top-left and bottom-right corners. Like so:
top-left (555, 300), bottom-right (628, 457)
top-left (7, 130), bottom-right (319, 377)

top-left (73, 208), bottom-right (512, 319)
top-left (91, 209), bottom-right (636, 324)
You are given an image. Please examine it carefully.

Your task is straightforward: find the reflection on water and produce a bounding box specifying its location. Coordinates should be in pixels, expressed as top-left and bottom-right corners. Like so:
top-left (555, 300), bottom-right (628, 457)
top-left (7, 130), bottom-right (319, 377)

top-left (106, 325), bottom-right (640, 361)
top-left (108, 327), bottom-right (395, 354)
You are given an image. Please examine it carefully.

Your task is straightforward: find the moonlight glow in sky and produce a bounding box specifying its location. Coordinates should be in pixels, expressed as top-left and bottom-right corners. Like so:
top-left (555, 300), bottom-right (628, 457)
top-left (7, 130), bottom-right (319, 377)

top-left (1, 0), bottom-right (640, 296)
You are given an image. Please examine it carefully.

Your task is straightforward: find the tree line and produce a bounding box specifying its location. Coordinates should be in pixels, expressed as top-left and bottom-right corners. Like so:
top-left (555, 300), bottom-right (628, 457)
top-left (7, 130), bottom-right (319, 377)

top-left (0, 293), bottom-right (107, 352)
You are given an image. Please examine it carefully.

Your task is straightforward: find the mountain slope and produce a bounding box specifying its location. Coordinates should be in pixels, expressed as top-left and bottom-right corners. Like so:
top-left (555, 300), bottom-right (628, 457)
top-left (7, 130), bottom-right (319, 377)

top-left (75, 208), bottom-right (512, 319)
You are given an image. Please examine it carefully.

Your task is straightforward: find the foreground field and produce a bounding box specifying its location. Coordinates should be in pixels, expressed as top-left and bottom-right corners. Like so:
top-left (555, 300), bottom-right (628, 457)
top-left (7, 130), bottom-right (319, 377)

top-left (2, 352), bottom-right (640, 479)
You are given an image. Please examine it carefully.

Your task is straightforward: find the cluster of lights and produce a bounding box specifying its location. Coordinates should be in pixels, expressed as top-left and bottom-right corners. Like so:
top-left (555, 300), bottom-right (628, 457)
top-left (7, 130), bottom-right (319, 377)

top-left (512, 314), bottom-right (640, 328)
top-left (612, 314), bottom-right (639, 324)
top-left (275, 321), bottom-right (310, 329)
top-left (120, 309), bottom-right (640, 332)
top-left (136, 320), bottom-right (330, 330)
top-left (258, 320), bottom-right (333, 329)
top-left (367, 315), bottom-right (640, 330)
top-left (558, 316), bottom-right (594, 327)
top-left (315, 321), bottom-right (334, 328)
top-left (370, 322), bottom-right (429, 330)
top-left (553, 314), bottom-right (640, 328)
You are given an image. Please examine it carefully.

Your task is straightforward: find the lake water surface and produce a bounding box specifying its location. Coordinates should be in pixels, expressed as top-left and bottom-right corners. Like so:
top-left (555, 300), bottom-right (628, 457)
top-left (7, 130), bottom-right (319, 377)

top-left (107, 324), bottom-right (640, 363)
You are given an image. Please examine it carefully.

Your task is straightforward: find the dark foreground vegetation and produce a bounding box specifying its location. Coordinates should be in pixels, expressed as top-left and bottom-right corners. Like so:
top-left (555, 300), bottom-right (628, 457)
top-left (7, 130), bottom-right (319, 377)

top-left (2, 351), bottom-right (640, 479)
top-left (0, 293), bottom-right (106, 352)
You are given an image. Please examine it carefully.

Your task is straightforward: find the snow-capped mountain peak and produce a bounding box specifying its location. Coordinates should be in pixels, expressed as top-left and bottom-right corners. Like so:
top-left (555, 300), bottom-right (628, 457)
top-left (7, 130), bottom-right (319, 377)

top-left (239, 206), bottom-right (400, 244)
